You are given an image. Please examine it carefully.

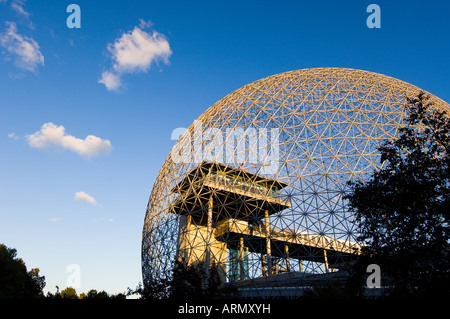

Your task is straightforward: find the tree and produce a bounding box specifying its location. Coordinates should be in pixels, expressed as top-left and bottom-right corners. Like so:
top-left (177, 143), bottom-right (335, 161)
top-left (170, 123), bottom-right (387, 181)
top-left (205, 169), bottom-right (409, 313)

top-left (169, 260), bottom-right (236, 299)
top-left (345, 92), bottom-right (450, 298)
top-left (0, 245), bottom-right (127, 300)
top-left (23, 268), bottom-right (46, 299)
top-left (131, 277), bottom-right (171, 299)
top-left (169, 260), bottom-right (212, 299)
top-left (131, 260), bottom-right (237, 299)
top-left (60, 287), bottom-right (78, 299)
top-left (80, 289), bottom-right (126, 299)
top-left (0, 244), bottom-right (46, 299)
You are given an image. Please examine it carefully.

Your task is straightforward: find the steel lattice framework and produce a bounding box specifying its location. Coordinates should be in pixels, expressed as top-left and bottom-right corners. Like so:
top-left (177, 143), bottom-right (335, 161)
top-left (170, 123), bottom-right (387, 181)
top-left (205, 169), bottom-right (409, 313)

top-left (141, 68), bottom-right (449, 297)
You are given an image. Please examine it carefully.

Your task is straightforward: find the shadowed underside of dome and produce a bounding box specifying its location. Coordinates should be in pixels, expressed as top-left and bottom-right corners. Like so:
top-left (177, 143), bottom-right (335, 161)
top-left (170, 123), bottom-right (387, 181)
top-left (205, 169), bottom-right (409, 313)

top-left (141, 68), bottom-right (449, 297)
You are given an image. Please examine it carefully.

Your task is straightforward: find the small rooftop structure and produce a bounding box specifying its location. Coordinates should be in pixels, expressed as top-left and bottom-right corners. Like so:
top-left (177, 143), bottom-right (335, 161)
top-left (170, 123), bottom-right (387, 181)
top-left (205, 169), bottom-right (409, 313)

top-left (170, 161), bottom-right (291, 224)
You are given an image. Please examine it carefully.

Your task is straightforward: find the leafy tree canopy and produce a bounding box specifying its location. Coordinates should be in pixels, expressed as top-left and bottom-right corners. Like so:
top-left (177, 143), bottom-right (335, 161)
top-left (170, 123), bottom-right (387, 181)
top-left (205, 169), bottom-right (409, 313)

top-left (345, 92), bottom-right (450, 298)
top-left (0, 244), bottom-right (46, 299)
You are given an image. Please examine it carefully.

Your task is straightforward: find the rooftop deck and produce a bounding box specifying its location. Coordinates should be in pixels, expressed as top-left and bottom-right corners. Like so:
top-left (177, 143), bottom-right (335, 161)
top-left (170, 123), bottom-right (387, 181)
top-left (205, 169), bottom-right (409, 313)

top-left (170, 161), bottom-right (291, 222)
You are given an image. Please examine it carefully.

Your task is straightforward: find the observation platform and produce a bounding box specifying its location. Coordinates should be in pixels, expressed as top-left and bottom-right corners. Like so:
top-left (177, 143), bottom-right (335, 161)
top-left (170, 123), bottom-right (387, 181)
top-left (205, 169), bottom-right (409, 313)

top-left (170, 161), bottom-right (291, 225)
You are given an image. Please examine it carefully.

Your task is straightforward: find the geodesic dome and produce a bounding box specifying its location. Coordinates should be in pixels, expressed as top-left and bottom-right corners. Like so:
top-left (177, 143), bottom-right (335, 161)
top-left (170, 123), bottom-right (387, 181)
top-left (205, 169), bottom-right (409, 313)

top-left (141, 68), bottom-right (449, 296)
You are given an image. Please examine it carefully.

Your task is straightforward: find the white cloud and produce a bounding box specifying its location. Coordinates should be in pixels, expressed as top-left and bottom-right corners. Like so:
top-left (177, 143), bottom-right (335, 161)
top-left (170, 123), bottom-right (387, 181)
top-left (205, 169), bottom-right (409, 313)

top-left (49, 217), bottom-right (62, 223)
top-left (110, 26), bottom-right (171, 73)
top-left (0, 21), bottom-right (43, 72)
top-left (98, 71), bottom-right (121, 91)
top-left (99, 21), bottom-right (172, 91)
top-left (139, 19), bottom-right (153, 29)
top-left (26, 122), bottom-right (112, 158)
top-left (10, 0), bottom-right (30, 18)
top-left (7, 132), bottom-right (20, 140)
top-left (74, 191), bottom-right (97, 206)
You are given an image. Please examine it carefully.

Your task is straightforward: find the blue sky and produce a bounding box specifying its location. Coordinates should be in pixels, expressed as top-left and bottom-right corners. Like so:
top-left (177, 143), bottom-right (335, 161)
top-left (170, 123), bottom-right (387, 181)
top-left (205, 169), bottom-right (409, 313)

top-left (0, 0), bottom-right (449, 295)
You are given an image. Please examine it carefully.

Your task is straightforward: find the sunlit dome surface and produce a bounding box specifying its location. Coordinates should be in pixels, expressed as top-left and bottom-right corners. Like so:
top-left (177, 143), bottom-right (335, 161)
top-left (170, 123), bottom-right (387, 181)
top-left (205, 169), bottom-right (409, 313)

top-left (141, 68), bottom-right (449, 295)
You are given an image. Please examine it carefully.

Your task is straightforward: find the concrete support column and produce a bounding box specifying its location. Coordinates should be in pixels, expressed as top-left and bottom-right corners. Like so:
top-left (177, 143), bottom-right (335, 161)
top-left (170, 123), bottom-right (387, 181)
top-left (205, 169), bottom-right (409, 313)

top-left (285, 244), bottom-right (290, 272)
top-left (323, 249), bottom-right (329, 273)
top-left (261, 255), bottom-right (266, 276)
top-left (205, 196), bottom-right (213, 287)
top-left (264, 210), bottom-right (272, 276)
top-left (184, 214), bottom-right (192, 265)
top-left (239, 236), bottom-right (245, 281)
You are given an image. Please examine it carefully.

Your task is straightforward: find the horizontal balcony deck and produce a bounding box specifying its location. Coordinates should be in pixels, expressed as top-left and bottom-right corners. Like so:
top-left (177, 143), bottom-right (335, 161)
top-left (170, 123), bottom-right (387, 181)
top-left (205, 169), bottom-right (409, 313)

top-left (215, 218), bottom-right (362, 265)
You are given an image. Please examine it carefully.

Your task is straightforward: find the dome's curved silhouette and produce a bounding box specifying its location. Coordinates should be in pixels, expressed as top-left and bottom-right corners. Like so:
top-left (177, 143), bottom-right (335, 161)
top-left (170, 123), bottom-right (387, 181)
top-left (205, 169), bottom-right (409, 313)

top-left (141, 68), bottom-right (449, 297)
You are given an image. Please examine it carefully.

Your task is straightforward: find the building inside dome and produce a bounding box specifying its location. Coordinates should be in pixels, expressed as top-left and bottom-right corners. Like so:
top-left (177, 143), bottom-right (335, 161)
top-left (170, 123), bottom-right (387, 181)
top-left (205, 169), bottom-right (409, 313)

top-left (141, 68), bottom-right (450, 297)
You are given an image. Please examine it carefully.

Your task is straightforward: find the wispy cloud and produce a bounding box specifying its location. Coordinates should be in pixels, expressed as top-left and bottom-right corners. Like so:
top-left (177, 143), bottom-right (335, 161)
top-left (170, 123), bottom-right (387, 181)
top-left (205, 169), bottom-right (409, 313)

top-left (0, 21), bottom-right (43, 72)
top-left (26, 122), bottom-right (112, 158)
top-left (10, 0), bottom-right (30, 18)
top-left (99, 20), bottom-right (172, 91)
top-left (49, 217), bottom-right (62, 223)
top-left (74, 191), bottom-right (98, 206)
top-left (7, 132), bottom-right (20, 141)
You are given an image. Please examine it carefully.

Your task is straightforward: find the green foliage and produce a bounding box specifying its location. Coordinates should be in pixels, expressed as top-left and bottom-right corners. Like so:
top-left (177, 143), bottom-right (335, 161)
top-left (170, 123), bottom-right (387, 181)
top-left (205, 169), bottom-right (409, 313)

top-left (132, 260), bottom-right (238, 299)
top-left (80, 289), bottom-right (126, 299)
top-left (345, 92), bottom-right (450, 298)
top-left (45, 287), bottom-right (127, 299)
top-left (23, 268), bottom-right (46, 298)
top-left (1, 243), bottom-right (127, 299)
top-left (61, 286), bottom-right (78, 299)
top-left (169, 260), bottom-right (219, 299)
top-left (0, 244), bottom-right (46, 299)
